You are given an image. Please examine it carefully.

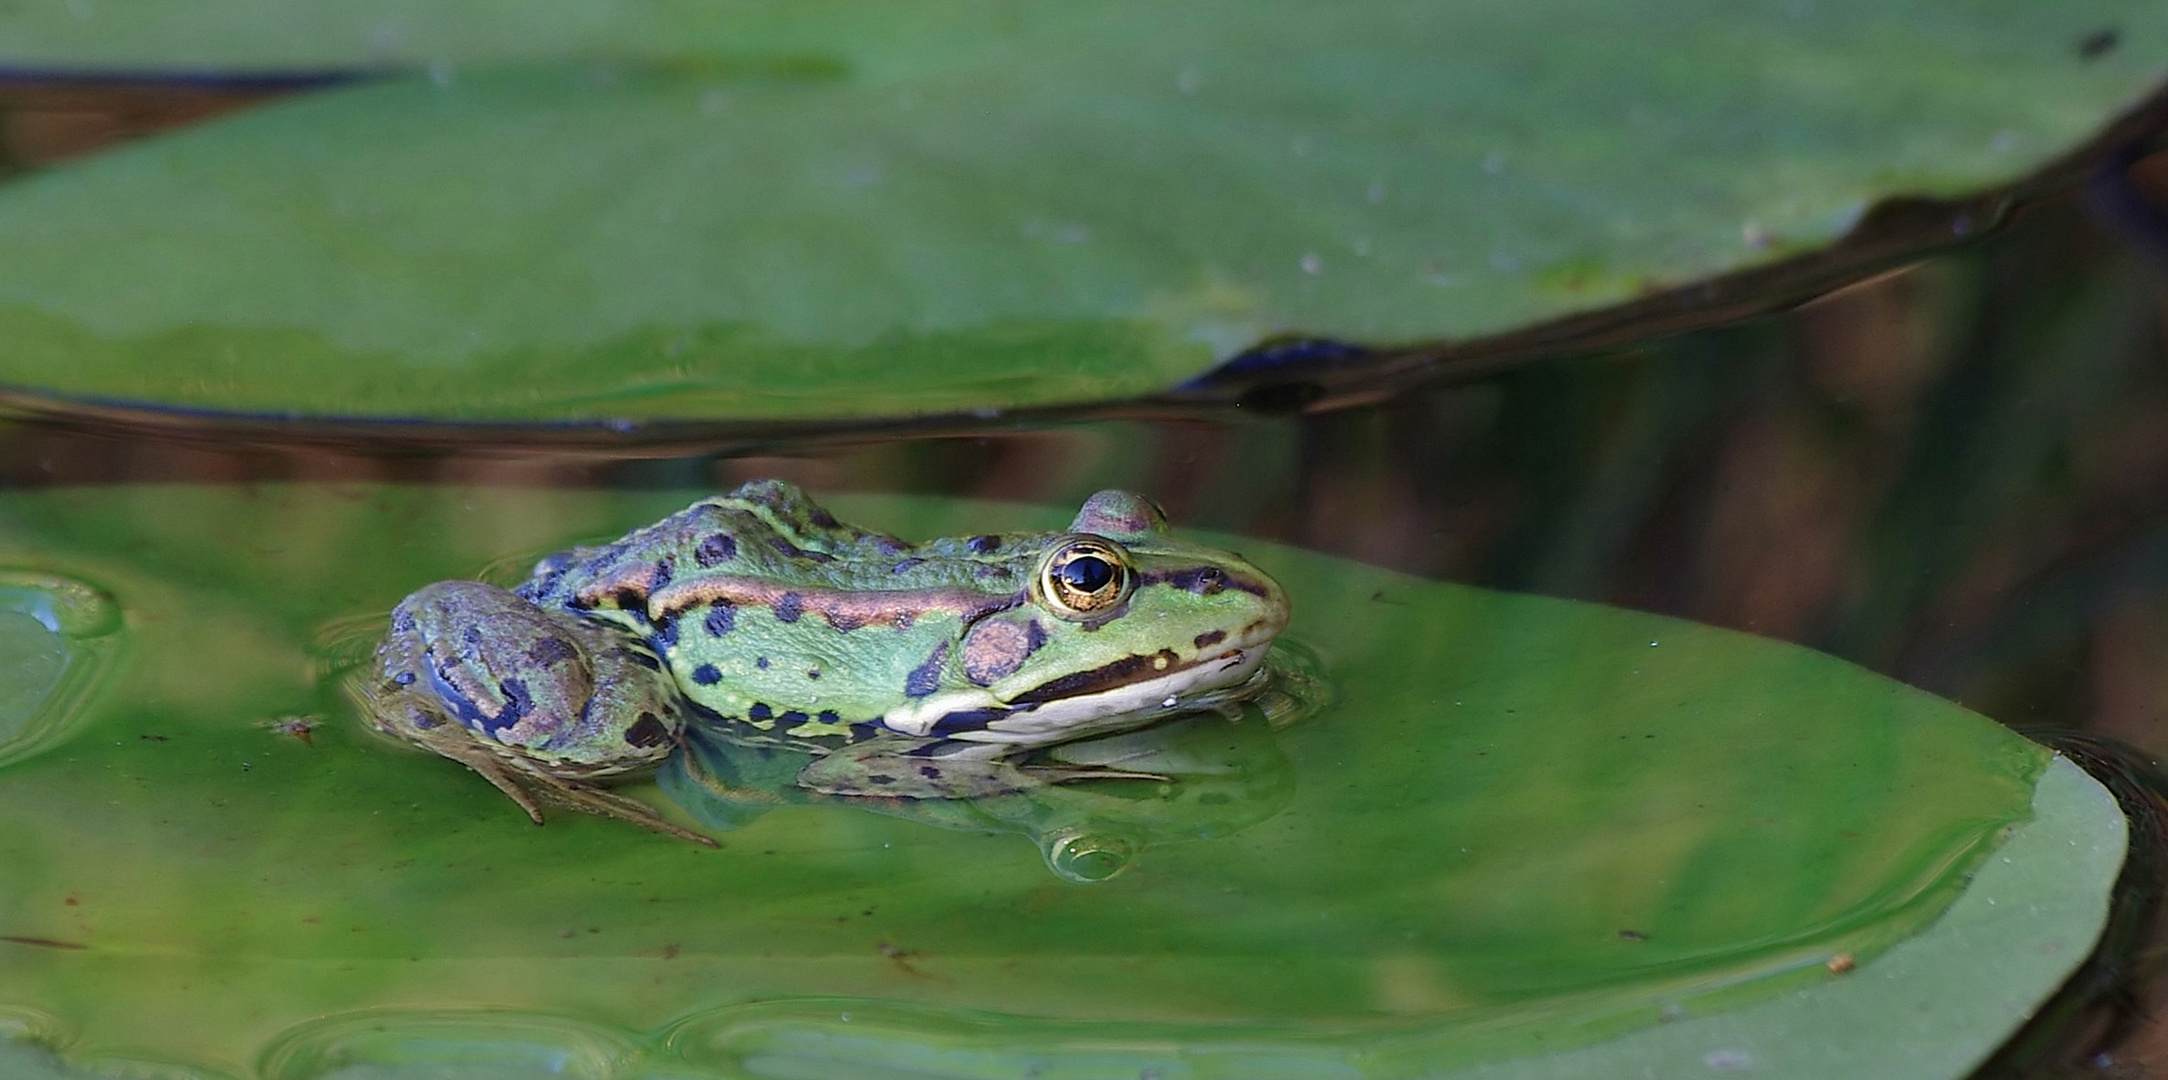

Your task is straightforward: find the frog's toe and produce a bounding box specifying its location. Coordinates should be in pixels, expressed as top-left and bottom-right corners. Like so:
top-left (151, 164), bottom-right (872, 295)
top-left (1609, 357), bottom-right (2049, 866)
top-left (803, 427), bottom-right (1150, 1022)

top-left (460, 746), bottom-right (550, 826)
top-left (530, 775), bottom-right (719, 847)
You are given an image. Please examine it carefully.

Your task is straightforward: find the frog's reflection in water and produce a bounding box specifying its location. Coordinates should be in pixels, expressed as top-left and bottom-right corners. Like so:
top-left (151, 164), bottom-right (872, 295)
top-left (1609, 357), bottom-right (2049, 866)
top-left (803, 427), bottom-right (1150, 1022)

top-left (660, 642), bottom-right (1325, 882)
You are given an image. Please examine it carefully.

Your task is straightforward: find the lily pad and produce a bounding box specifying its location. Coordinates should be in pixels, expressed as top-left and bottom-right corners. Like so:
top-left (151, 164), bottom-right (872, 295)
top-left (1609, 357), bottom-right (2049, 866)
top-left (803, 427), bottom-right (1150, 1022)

top-left (0, 1), bottom-right (2161, 420)
top-left (0, 484), bottom-right (2123, 1077)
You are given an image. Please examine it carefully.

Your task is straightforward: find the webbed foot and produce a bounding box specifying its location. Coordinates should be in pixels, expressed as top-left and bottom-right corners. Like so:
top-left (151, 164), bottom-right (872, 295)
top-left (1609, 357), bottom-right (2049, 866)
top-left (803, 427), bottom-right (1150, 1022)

top-left (418, 721), bottom-right (718, 847)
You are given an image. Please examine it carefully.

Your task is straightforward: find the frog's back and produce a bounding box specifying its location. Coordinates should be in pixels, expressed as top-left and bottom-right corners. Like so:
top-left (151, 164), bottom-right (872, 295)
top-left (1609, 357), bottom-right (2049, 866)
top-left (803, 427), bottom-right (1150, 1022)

top-left (517, 481), bottom-right (1047, 610)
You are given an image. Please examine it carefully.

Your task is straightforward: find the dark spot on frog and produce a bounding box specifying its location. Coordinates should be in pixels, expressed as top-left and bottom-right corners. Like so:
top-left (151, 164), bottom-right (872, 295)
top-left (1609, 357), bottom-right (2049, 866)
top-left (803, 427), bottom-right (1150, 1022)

top-left (891, 557), bottom-right (925, 574)
top-left (391, 609), bottom-right (416, 634)
top-left (749, 703), bottom-right (773, 722)
top-left (778, 710), bottom-right (809, 730)
top-left (755, 656), bottom-right (770, 669)
top-left (818, 710), bottom-right (840, 726)
top-left (806, 668), bottom-right (821, 680)
top-left (929, 707), bottom-right (1011, 735)
top-left (868, 774), bottom-right (895, 785)
top-left (423, 656), bottom-right (490, 727)
top-left (690, 664), bottom-right (722, 686)
top-left (704, 603), bottom-right (736, 637)
top-left (613, 588), bottom-right (647, 614)
top-left (1193, 629), bottom-right (1226, 649)
top-left (392, 670), bottom-right (417, 686)
top-left (809, 507), bottom-right (840, 528)
top-left (904, 642), bottom-right (950, 699)
top-left (485, 677), bottom-right (534, 736)
top-left (774, 592), bottom-right (804, 623)
top-left (919, 764), bottom-right (943, 779)
top-left (650, 614), bottom-right (680, 650)
top-left (526, 637), bottom-right (578, 666)
top-left (624, 712), bottom-right (670, 748)
top-left (694, 533), bottom-right (737, 568)
top-left (649, 558), bottom-right (674, 593)
top-left (875, 536), bottom-right (908, 556)
top-left (962, 617), bottom-right (1042, 685)
top-left (967, 534), bottom-right (1000, 555)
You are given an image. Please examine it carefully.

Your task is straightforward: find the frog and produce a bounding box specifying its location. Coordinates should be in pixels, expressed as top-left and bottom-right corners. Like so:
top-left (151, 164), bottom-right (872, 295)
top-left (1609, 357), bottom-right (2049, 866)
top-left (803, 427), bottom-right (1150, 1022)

top-left (352, 480), bottom-right (1291, 844)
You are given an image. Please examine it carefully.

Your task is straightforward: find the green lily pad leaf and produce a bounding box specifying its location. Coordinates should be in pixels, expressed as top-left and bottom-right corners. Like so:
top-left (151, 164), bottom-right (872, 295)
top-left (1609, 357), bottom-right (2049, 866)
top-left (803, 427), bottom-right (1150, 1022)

top-left (0, 1), bottom-right (2161, 421)
top-left (0, 485), bottom-right (2122, 1079)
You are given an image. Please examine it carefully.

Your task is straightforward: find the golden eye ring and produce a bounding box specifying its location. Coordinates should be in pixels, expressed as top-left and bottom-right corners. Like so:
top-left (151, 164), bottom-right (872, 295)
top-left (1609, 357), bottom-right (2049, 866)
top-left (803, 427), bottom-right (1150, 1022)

top-left (1035, 535), bottom-right (1134, 619)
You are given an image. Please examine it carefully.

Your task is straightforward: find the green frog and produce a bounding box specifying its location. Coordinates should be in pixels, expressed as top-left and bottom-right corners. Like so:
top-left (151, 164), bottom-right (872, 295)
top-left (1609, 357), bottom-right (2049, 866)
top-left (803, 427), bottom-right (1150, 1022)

top-left (353, 481), bottom-right (1291, 843)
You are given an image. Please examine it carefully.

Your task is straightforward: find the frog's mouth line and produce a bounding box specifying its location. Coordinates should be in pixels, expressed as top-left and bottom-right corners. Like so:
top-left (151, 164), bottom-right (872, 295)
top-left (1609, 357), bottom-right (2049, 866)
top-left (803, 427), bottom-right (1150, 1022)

top-left (881, 645), bottom-right (1270, 745)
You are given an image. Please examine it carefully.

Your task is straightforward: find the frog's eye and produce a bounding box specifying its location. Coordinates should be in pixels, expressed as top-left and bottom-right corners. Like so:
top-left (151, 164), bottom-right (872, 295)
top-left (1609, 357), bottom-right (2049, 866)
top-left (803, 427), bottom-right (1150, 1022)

top-left (1036, 536), bottom-right (1134, 619)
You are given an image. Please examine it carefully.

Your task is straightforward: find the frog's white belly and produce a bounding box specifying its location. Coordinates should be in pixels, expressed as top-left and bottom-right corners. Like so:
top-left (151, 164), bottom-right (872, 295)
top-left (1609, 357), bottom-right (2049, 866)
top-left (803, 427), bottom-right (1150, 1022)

top-left (878, 645), bottom-right (1268, 745)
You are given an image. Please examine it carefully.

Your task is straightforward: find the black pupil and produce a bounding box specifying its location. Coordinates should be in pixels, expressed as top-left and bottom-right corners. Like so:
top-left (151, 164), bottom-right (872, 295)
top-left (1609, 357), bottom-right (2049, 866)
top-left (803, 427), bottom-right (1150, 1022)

top-left (1060, 555), bottom-right (1115, 593)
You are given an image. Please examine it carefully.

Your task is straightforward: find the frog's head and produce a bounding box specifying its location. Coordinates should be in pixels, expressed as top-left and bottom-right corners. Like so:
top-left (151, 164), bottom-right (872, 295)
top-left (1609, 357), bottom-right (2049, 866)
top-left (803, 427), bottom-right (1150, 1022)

top-left (883, 491), bottom-right (1290, 745)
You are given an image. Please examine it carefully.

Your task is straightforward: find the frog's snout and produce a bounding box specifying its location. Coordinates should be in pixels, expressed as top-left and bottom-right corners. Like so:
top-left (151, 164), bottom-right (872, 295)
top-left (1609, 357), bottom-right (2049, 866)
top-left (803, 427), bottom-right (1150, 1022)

top-left (1224, 561), bottom-right (1292, 650)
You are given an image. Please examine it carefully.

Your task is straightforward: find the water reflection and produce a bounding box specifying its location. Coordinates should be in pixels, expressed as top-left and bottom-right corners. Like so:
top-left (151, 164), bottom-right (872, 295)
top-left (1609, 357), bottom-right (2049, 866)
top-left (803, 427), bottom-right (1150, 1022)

top-left (661, 691), bottom-right (1307, 883)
